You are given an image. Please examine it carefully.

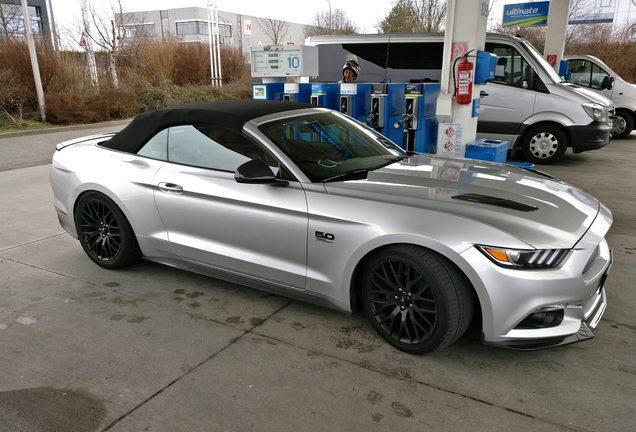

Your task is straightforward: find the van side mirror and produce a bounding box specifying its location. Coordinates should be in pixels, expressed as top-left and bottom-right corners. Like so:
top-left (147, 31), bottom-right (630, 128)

top-left (235, 159), bottom-right (277, 184)
top-left (604, 76), bottom-right (614, 90)
top-left (522, 66), bottom-right (536, 90)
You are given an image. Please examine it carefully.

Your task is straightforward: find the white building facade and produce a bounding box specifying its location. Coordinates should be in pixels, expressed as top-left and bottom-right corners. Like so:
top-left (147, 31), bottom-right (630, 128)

top-left (120, 7), bottom-right (307, 57)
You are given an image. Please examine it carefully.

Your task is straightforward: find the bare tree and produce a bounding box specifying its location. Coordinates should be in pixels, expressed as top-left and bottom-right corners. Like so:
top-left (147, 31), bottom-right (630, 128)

top-left (303, 8), bottom-right (357, 38)
top-left (0, 3), bottom-right (25, 39)
top-left (378, 0), bottom-right (447, 34)
top-left (257, 17), bottom-right (289, 45)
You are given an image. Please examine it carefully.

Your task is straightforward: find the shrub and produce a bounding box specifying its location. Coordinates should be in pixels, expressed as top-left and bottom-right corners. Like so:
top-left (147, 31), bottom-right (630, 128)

top-left (45, 89), bottom-right (136, 124)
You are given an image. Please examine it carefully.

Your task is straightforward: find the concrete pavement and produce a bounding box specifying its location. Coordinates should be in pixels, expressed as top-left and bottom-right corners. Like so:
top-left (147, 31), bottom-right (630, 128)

top-left (0, 128), bottom-right (634, 431)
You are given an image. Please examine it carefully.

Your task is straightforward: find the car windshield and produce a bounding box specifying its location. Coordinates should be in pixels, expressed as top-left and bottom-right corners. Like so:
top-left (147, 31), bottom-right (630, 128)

top-left (521, 40), bottom-right (563, 83)
top-left (258, 111), bottom-right (406, 182)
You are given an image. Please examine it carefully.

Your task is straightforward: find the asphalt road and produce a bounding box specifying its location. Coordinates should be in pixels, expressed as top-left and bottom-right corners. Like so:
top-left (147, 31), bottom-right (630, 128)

top-left (0, 125), bottom-right (634, 431)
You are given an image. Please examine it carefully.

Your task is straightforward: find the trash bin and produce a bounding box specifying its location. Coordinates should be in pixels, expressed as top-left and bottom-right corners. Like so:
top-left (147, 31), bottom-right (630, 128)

top-left (464, 139), bottom-right (508, 163)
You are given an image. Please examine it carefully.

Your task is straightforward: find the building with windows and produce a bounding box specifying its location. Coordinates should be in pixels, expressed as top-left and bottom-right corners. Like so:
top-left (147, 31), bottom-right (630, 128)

top-left (569, 0), bottom-right (636, 41)
top-left (0, 0), bottom-right (54, 43)
top-left (120, 7), bottom-right (307, 57)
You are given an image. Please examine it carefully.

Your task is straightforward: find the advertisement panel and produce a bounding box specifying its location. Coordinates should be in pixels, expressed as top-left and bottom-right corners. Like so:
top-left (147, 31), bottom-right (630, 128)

top-left (503, 1), bottom-right (550, 27)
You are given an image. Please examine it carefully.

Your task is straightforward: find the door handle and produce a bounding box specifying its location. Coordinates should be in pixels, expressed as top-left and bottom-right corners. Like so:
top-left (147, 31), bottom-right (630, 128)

top-left (158, 182), bottom-right (184, 194)
top-left (480, 90), bottom-right (489, 97)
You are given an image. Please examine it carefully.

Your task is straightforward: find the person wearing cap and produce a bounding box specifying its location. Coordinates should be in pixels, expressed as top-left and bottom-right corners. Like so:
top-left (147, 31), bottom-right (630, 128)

top-left (340, 54), bottom-right (360, 83)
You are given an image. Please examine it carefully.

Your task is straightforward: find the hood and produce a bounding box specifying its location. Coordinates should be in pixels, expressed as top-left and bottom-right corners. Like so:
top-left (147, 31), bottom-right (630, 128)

top-left (563, 83), bottom-right (614, 107)
top-left (324, 155), bottom-right (600, 249)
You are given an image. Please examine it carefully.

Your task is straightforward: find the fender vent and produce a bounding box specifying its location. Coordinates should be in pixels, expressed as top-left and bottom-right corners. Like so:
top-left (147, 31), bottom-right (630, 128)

top-left (451, 193), bottom-right (538, 212)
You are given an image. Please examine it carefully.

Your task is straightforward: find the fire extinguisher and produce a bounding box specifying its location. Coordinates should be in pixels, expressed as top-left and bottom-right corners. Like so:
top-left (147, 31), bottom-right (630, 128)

top-left (456, 57), bottom-right (473, 105)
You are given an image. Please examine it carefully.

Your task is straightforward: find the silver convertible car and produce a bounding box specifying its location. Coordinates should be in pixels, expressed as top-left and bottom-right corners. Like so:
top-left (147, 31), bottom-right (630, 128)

top-left (50, 101), bottom-right (612, 353)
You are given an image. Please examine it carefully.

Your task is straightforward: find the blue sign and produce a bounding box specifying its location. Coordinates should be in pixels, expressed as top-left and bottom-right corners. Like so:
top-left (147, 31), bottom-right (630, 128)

top-left (503, 1), bottom-right (550, 27)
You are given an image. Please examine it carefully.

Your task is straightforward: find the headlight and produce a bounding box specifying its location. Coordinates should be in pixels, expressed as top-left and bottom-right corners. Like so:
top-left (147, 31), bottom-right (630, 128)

top-left (582, 102), bottom-right (608, 123)
top-left (476, 245), bottom-right (570, 269)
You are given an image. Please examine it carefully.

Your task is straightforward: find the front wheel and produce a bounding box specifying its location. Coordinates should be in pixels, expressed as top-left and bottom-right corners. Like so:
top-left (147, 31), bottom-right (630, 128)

top-left (74, 192), bottom-right (140, 269)
top-left (521, 125), bottom-right (568, 164)
top-left (611, 110), bottom-right (634, 139)
top-left (361, 245), bottom-right (474, 354)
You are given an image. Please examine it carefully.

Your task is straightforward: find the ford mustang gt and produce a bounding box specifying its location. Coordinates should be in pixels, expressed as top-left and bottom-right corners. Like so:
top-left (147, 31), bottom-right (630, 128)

top-left (50, 100), bottom-right (612, 353)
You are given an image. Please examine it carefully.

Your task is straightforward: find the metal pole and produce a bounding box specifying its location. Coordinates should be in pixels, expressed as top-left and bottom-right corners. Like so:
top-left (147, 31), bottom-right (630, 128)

top-left (214, 1), bottom-right (222, 86)
top-left (20, 0), bottom-right (46, 122)
top-left (209, 0), bottom-right (218, 86)
top-left (207, 2), bottom-right (215, 85)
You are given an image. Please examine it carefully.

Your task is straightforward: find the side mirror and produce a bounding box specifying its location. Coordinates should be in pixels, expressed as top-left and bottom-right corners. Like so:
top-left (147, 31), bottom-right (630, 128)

top-left (522, 66), bottom-right (536, 90)
top-left (605, 76), bottom-right (615, 90)
top-left (235, 159), bottom-right (277, 184)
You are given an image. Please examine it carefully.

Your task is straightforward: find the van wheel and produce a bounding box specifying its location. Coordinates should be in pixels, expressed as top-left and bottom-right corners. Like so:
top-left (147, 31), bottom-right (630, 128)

top-left (361, 245), bottom-right (473, 354)
top-left (611, 110), bottom-right (634, 139)
top-left (521, 125), bottom-right (568, 164)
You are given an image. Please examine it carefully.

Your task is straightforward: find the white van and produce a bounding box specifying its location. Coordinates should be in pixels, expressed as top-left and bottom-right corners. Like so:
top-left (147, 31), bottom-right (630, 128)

top-left (564, 54), bottom-right (636, 138)
top-left (305, 33), bottom-right (614, 164)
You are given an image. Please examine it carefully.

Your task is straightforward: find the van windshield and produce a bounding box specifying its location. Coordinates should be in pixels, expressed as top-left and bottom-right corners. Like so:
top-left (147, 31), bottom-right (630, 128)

top-left (521, 40), bottom-right (563, 83)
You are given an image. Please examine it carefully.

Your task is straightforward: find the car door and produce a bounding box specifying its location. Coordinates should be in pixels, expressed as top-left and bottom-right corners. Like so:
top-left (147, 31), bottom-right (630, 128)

top-left (478, 43), bottom-right (537, 143)
top-left (149, 124), bottom-right (309, 289)
top-left (566, 58), bottom-right (615, 100)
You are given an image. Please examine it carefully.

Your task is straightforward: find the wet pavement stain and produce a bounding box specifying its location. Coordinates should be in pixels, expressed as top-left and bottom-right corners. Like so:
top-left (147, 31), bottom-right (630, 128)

top-left (0, 387), bottom-right (106, 432)
top-left (103, 282), bottom-right (120, 288)
top-left (391, 401), bottom-right (414, 418)
top-left (172, 297), bottom-right (185, 303)
top-left (82, 291), bottom-right (106, 298)
top-left (366, 390), bottom-right (383, 405)
top-left (173, 289), bottom-right (186, 295)
top-left (225, 316), bottom-right (242, 325)
top-left (187, 302), bottom-right (201, 309)
top-left (249, 317), bottom-right (263, 327)
top-left (185, 292), bottom-right (204, 299)
top-left (290, 321), bottom-right (305, 331)
top-left (112, 296), bottom-right (140, 307)
top-left (371, 413), bottom-right (385, 423)
top-left (110, 314), bottom-right (126, 321)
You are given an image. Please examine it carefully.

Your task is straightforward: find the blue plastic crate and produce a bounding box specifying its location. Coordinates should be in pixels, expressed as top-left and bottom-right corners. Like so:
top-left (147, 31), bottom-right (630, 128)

top-left (507, 162), bottom-right (535, 170)
top-left (465, 139), bottom-right (508, 163)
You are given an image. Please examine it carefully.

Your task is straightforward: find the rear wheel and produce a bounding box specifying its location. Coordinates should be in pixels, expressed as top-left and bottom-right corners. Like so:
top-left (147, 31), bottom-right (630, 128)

top-left (521, 125), bottom-right (568, 164)
top-left (611, 110), bottom-right (634, 139)
top-left (361, 245), bottom-right (473, 354)
top-left (74, 192), bottom-right (140, 269)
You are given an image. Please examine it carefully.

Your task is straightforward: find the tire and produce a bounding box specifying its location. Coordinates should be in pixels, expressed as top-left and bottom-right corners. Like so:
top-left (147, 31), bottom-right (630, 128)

top-left (611, 110), bottom-right (634, 139)
top-left (521, 125), bottom-right (568, 164)
top-left (361, 245), bottom-right (474, 354)
top-left (74, 192), bottom-right (140, 269)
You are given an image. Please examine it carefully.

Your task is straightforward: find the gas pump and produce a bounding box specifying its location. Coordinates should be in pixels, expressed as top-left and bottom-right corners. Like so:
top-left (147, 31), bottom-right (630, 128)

top-left (369, 83), bottom-right (406, 147)
top-left (283, 83), bottom-right (312, 103)
top-left (402, 83), bottom-right (441, 153)
top-left (339, 83), bottom-right (372, 123)
top-left (310, 83), bottom-right (339, 110)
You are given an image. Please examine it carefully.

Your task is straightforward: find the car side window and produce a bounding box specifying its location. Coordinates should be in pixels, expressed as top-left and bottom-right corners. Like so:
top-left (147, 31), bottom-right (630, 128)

top-left (568, 60), bottom-right (592, 86)
top-left (167, 125), bottom-right (279, 173)
top-left (486, 43), bottom-right (529, 88)
top-left (137, 129), bottom-right (168, 160)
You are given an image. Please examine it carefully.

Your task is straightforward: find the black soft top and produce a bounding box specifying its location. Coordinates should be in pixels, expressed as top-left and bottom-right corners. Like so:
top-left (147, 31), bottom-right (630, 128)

top-left (101, 100), bottom-right (312, 154)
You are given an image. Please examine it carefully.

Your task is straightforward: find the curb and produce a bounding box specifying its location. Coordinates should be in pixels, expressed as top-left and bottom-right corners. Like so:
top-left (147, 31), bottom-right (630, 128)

top-left (0, 119), bottom-right (131, 139)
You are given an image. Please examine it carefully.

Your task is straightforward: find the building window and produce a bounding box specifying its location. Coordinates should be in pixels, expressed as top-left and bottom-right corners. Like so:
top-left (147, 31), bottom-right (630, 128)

top-left (124, 24), bottom-right (156, 38)
top-left (175, 20), bottom-right (231, 39)
top-left (599, 0), bottom-right (612, 7)
top-left (0, 5), bottom-right (41, 37)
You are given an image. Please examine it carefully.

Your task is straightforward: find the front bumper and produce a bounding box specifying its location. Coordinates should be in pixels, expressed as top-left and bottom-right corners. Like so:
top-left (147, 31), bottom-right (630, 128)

top-left (570, 120), bottom-right (611, 154)
top-left (462, 204), bottom-right (613, 350)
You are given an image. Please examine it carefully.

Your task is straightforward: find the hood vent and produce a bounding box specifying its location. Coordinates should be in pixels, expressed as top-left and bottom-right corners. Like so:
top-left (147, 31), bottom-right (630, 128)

top-left (452, 193), bottom-right (538, 212)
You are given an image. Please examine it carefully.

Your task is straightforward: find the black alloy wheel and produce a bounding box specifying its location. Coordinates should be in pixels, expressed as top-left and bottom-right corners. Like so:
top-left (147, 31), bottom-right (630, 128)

top-left (362, 245), bottom-right (473, 354)
top-left (74, 192), bottom-right (140, 269)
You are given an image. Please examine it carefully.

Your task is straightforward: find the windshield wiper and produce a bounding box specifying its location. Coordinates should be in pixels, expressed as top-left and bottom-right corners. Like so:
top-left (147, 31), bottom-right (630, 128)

top-left (321, 169), bottom-right (370, 183)
top-left (321, 156), bottom-right (405, 183)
